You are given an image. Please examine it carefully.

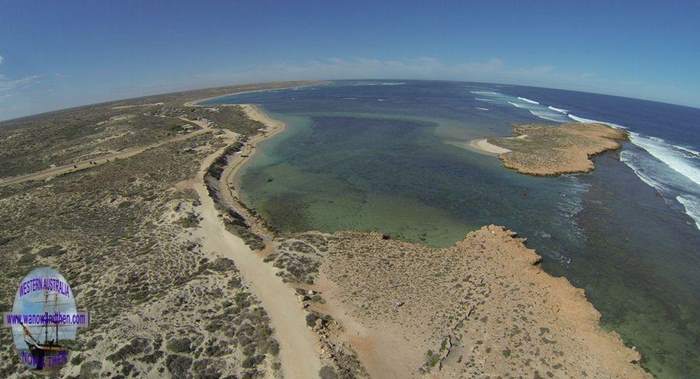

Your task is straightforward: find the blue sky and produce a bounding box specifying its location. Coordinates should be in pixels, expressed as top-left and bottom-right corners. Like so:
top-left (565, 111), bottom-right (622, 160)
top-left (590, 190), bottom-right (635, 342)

top-left (0, 1), bottom-right (698, 120)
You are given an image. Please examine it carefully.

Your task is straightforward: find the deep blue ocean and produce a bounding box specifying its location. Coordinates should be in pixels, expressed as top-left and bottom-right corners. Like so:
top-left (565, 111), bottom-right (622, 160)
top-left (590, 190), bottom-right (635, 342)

top-left (207, 80), bottom-right (700, 378)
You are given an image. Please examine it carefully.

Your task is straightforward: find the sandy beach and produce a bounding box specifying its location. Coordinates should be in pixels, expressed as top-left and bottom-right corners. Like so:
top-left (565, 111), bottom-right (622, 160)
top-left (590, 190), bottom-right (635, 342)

top-left (218, 104), bottom-right (288, 240)
top-left (467, 138), bottom-right (512, 155)
top-left (231, 104), bottom-right (287, 187)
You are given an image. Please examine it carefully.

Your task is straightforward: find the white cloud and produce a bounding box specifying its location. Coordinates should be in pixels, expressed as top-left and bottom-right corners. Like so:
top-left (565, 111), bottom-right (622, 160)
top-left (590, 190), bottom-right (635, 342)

top-left (0, 53), bottom-right (42, 99)
top-left (0, 74), bottom-right (40, 92)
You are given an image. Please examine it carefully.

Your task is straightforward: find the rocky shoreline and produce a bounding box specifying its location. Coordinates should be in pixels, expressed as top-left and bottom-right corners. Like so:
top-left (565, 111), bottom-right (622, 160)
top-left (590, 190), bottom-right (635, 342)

top-left (484, 122), bottom-right (628, 176)
top-left (314, 227), bottom-right (650, 378)
top-left (219, 108), bottom-right (650, 378)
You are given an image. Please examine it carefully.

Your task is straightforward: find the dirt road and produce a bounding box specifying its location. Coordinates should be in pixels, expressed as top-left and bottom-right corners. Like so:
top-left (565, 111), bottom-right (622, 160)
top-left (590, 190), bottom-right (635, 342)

top-left (193, 128), bottom-right (322, 379)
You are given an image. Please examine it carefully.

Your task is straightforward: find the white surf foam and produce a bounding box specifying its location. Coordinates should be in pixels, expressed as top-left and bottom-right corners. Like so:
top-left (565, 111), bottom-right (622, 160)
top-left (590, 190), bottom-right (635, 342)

top-left (518, 96), bottom-right (540, 105)
top-left (470, 90), bottom-right (501, 96)
top-left (472, 89), bottom-right (700, 218)
top-left (475, 97), bottom-right (500, 103)
top-left (567, 114), bottom-right (628, 129)
top-left (677, 195), bottom-right (700, 230)
top-left (469, 88), bottom-right (700, 231)
top-left (548, 106), bottom-right (568, 114)
top-left (674, 145), bottom-right (700, 158)
top-left (471, 90), bottom-right (569, 123)
top-left (507, 101), bottom-right (528, 109)
top-left (529, 109), bottom-right (569, 123)
top-left (565, 112), bottom-right (700, 230)
top-left (475, 107), bottom-right (489, 111)
top-left (505, 100), bottom-right (568, 122)
top-left (619, 150), bottom-right (669, 191)
top-left (628, 132), bottom-right (700, 186)
top-left (568, 114), bottom-right (700, 187)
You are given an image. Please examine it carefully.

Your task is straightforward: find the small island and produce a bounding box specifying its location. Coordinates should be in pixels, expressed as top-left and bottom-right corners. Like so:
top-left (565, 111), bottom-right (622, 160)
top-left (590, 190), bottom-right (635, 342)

top-left (481, 122), bottom-right (628, 176)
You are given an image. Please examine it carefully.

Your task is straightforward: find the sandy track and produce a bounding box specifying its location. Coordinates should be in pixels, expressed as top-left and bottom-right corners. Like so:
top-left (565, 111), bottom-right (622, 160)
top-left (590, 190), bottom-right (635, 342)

top-left (194, 128), bottom-right (322, 378)
top-left (0, 118), bottom-right (210, 187)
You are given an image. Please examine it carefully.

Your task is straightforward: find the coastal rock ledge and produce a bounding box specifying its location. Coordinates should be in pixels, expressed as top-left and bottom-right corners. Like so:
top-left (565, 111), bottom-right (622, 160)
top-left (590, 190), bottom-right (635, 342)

top-left (487, 122), bottom-right (628, 176)
top-left (317, 225), bottom-right (650, 378)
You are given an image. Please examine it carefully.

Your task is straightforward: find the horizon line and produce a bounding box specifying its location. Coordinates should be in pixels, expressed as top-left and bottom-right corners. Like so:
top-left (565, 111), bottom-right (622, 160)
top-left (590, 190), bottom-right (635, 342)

top-left (1, 78), bottom-right (698, 123)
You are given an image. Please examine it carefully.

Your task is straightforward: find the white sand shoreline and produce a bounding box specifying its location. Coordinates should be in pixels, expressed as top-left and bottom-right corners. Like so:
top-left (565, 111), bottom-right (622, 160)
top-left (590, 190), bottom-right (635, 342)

top-left (468, 138), bottom-right (512, 155)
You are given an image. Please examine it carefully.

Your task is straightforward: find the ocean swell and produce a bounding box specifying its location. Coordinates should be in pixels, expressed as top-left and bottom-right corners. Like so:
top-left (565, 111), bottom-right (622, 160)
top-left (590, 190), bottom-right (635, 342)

top-left (628, 132), bottom-right (700, 186)
top-left (469, 88), bottom-right (700, 231)
top-left (473, 90), bottom-right (569, 122)
top-left (581, 119), bottom-right (700, 230)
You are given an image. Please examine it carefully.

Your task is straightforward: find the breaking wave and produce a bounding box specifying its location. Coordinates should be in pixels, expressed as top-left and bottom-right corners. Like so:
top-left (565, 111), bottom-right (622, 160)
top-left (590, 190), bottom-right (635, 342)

top-left (469, 88), bottom-right (700, 230)
top-left (566, 114), bottom-right (628, 129)
top-left (677, 195), bottom-right (700, 230)
top-left (628, 132), bottom-right (700, 186)
top-left (507, 101), bottom-right (528, 109)
top-left (518, 97), bottom-right (540, 105)
top-left (474, 91), bottom-right (569, 123)
top-left (674, 145), bottom-right (700, 158)
top-left (470, 90), bottom-right (501, 96)
top-left (599, 122), bottom-right (700, 230)
top-left (529, 109), bottom-right (569, 122)
top-left (548, 106), bottom-right (568, 114)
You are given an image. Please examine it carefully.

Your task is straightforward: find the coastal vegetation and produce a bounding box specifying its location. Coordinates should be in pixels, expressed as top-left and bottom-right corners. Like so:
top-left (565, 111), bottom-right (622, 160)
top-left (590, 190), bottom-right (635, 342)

top-left (0, 82), bottom-right (312, 377)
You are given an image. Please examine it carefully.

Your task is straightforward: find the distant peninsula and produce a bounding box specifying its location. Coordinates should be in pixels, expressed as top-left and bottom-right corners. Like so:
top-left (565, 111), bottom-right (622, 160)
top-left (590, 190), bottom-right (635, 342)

top-left (477, 122), bottom-right (628, 176)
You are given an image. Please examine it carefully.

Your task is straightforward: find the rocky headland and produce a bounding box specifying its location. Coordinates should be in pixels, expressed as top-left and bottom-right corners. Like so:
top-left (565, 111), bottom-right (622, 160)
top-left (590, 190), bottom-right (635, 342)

top-left (483, 122), bottom-right (628, 176)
